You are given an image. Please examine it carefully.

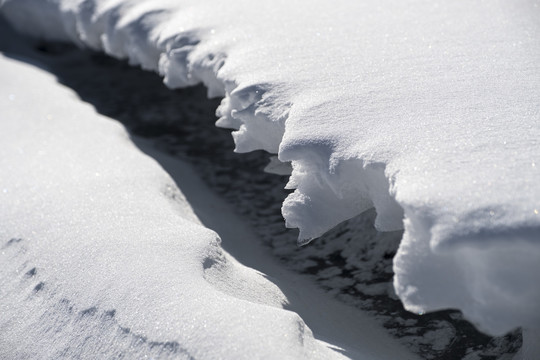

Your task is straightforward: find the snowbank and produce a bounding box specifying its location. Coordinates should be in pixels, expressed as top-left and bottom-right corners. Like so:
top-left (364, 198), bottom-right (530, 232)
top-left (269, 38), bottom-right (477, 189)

top-left (1, 0), bottom-right (539, 352)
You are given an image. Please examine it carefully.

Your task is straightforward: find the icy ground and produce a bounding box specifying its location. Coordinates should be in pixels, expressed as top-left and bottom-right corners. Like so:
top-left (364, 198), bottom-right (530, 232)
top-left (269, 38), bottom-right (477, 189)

top-left (0, 18), bottom-right (525, 359)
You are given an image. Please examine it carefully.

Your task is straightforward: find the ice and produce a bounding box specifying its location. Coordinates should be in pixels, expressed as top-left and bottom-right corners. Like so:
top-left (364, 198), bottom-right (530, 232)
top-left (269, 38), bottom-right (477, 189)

top-left (1, 0), bottom-right (539, 355)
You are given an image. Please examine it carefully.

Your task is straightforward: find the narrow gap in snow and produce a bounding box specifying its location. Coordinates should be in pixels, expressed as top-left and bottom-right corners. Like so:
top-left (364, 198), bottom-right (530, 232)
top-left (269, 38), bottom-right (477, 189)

top-left (0, 26), bottom-right (522, 359)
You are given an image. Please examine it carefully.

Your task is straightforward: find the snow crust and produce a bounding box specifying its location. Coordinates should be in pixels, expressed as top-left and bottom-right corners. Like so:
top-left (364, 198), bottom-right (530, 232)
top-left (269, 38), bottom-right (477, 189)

top-left (2, 0), bottom-right (539, 347)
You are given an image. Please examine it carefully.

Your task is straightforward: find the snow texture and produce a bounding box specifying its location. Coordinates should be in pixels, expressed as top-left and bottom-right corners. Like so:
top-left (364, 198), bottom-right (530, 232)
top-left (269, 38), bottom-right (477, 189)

top-left (1, 0), bottom-right (539, 352)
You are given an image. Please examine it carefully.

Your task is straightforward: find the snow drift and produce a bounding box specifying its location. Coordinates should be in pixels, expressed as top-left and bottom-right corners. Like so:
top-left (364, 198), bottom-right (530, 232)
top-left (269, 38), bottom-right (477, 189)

top-left (1, 0), bottom-right (539, 353)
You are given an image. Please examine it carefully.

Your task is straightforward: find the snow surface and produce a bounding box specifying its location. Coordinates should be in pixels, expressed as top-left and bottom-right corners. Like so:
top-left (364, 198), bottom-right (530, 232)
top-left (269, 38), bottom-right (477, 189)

top-left (1, 0), bottom-right (539, 354)
top-left (0, 51), bottom-right (421, 359)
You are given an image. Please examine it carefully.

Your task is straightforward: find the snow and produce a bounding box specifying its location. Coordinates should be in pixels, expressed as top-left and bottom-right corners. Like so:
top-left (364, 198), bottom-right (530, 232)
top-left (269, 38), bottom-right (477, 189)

top-left (0, 54), bottom-right (339, 359)
top-left (0, 39), bottom-right (418, 358)
top-left (1, 0), bottom-right (539, 356)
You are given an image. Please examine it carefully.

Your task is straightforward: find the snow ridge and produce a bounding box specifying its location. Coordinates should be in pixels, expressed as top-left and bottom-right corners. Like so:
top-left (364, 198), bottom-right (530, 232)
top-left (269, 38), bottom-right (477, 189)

top-left (2, 0), bottom-right (539, 351)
